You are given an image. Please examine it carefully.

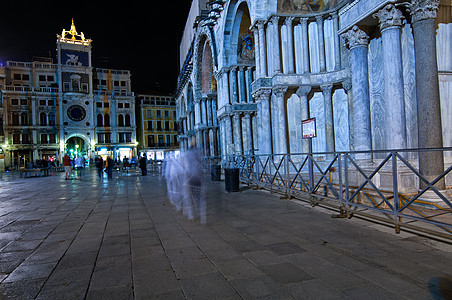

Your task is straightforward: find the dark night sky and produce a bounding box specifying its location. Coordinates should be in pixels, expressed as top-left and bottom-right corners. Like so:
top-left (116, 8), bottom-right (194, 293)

top-left (0, 1), bottom-right (192, 94)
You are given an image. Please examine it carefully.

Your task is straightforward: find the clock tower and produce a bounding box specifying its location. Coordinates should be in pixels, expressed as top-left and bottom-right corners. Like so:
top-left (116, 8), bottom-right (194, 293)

top-left (56, 19), bottom-right (95, 160)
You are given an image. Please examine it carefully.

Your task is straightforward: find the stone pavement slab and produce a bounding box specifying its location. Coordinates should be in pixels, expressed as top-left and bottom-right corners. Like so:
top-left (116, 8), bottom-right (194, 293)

top-left (0, 168), bottom-right (451, 299)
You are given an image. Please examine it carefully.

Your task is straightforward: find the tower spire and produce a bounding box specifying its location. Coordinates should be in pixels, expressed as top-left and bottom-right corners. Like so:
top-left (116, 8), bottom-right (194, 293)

top-left (69, 18), bottom-right (78, 39)
top-left (58, 19), bottom-right (91, 45)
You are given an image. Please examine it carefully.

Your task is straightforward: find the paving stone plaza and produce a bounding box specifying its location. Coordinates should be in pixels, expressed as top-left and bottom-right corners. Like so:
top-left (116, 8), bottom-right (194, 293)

top-left (0, 168), bottom-right (451, 299)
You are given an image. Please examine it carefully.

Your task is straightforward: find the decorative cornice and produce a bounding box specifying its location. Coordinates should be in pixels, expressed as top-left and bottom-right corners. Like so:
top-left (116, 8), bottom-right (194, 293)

top-left (407, 0), bottom-right (440, 24)
top-left (342, 25), bottom-right (369, 49)
top-left (373, 4), bottom-right (404, 31)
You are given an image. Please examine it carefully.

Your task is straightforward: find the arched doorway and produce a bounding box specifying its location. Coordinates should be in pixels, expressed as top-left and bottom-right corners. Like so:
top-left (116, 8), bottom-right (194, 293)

top-left (65, 136), bottom-right (89, 159)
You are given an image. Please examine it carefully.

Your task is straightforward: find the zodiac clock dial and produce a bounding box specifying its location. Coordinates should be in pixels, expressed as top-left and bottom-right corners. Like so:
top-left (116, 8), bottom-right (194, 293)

top-left (67, 105), bottom-right (86, 122)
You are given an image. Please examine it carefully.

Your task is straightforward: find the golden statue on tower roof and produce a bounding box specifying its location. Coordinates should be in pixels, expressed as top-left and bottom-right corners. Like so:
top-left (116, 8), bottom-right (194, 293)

top-left (57, 19), bottom-right (91, 46)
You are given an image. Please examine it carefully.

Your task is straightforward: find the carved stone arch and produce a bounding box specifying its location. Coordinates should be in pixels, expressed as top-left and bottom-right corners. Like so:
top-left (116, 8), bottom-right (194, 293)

top-left (223, 0), bottom-right (255, 66)
top-left (192, 27), bottom-right (217, 100)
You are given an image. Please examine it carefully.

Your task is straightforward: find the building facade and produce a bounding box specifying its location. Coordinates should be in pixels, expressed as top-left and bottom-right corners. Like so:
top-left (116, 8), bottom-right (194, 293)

top-left (176, 0), bottom-right (452, 180)
top-left (0, 20), bottom-right (136, 169)
top-left (137, 94), bottom-right (179, 161)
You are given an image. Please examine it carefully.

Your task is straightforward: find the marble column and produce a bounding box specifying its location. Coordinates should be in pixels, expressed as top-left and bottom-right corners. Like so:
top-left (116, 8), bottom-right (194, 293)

top-left (246, 67), bottom-right (253, 103)
top-left (270, 16), bottom-right (282, 74)
top-left (342, 25), bottom-right (372, 160)
top-left (233, 114), bottom-right (243, 154)
top-left (252, 26), bottom-right (261, 78)
top-left (212, 98), bottom-right (218, 126)
top-left (206, 98), bottom-right (212, 127)
top-left (332, 12), bottom-right (341, 71)
top-left (408, 0), bottom-right (445, 189)
top-left (257, 21), bottom-right (268, 77)
top-left (255, 89), bottom-right (272, 154)
top-left (194, 101), bottom-right (201, 128)
top-left (238, 67), bottom-right (247, 103)
top-left (316, 15), bottom-right (326, 72)
top-left (374, 4), bottom-right (407, 150)
top-left (225, 116), bottom-right (233, 154)
top-left (300, 18), bottom-right (310, 74)
top-left (285, 17), bottom-right (295, 74)
top-left (296, 85), bottom-right (312, 154)
top-left (230, 67), bottom-right (239, 104)
top-left (220, 68), bottom-right (230, 106)
top-left (342, 80), bottom-right (354, 152)
top-left (321, 84), bottom-right (335, 153)
top-left (273, 87), bottom-right (288, 154)
top-left (201, 98), bottom-right (207, 126)
top-left (246, 113), bottom-right (253, 153)
top-left (242, 113), bottom-right (251, 153)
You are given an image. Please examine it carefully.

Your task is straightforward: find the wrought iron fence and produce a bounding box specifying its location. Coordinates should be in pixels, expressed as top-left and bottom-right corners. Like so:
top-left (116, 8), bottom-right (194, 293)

top-left (213, 148), bottom-right (452, 239)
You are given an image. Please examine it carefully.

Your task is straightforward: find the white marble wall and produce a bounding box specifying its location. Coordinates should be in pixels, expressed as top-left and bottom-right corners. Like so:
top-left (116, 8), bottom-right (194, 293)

top-left (308, 22), bottom-right (321, 73)
top-left (324, 18), bottom-right (336, 72)
top-left (333, 89), bottom-right (350, 152)
top-left (401, 24), bottom-right (418, 154)
top-left (368, 37), bottom-right (386, 155)
top-left (287, 93), bottom-right (303, 153)
top-left (438, 23), bottom-right (452, 156)
top-left (310, 92), bottom-right (326, 153)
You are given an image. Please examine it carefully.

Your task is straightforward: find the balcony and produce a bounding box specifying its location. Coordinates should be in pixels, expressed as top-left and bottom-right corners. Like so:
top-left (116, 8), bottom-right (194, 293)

top-left (5, 86), bottom-right (59, 94)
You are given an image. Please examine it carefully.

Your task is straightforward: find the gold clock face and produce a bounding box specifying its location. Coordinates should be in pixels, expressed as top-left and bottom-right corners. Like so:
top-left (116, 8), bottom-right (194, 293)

top-left (67, 105), bottom-right (86, 122)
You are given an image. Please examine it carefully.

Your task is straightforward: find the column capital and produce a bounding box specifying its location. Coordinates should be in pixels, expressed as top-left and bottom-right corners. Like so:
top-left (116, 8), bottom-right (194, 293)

top-left (342, 79), bottom-right (352, 92)
top-left (315, 15), bottom-right (324, 23)
top-left (407, 0), bottom-right (440, 24)
top-left (320, 84), bottom-right (333, 96)
top-left (252, 88), bottom-right (272, 101)
top-left (284, 16), bottom-right (295, 26)
top-left (299, 17), bottom-right (309, 25)
top-left (296, 85), bottom-right (311, 97)
top-left (373, 4), bottom-right (404, 31)
top-left (214, 67), bottom-right (229, 79)
top-left (269, 16), bottom-right (280, 25)
top-left (256, 20), bottom-right (266, 29)
top-left (272, 86), bottom-right (288, 97)
top-left (342, 25), bottom-right (369, 49)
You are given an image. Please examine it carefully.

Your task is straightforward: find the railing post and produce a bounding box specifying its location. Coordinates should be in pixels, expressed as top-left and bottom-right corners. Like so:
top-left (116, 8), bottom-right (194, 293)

top-left (344, 154), bottom-right (351, 218)
top-left (392, 151), bottom-right (401, 234)
top-left (285, 154), bottom-right (290, 199)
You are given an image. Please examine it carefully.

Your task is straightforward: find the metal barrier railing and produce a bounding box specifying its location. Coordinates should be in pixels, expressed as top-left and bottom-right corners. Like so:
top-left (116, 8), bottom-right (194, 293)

top-left (211, 148), bottom-right (452, 239)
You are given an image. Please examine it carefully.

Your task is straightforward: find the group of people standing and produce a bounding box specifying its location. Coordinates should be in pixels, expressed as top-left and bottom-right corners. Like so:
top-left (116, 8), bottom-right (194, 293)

top-left (94, 155), bottom-right (148, 179)
top-left (63, 154), bottom-right (86, 180)
top-left (164, 147), bottom-right (206, 224)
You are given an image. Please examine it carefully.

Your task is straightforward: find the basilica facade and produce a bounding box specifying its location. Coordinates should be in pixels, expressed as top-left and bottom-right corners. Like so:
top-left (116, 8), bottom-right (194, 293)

top-left (0, 20), bottom-right (137, 169)
top-left (176, 0), bottom-right (451, 182)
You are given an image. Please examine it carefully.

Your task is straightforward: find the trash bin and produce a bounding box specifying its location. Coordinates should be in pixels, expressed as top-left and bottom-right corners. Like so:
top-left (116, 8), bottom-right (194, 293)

top-left (211, 165), bottom-right (221, 181)
top-left (224, 168), bottom-right (240, 192)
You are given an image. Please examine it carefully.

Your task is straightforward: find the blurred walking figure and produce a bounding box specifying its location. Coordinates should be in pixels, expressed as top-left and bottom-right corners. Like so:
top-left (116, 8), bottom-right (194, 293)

top-left (122, 156), bottom-right (129, 173)
top-left (74, 156), bottom-right (84, 179)
top-left (164, 138), bottom-right (206, 223)
top-left (165, 153), bottom-right (183, 212)
top-left (95, 155), bottom-right (104, 178)
top-left (63, 154), bottom-right (72, 180)
top-left (139, 155), bottom-right (147, 176)
top-left (181, 145), bottom-right (206, 223)
top-left (106, 156), bottom-right (113, 179)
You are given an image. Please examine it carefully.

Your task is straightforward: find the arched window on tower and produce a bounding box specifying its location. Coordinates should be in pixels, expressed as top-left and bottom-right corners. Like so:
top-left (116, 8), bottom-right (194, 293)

top-left (104, 114), bottom-right (110, 127)
top-left (70, 74), bottom-right (81, 92)
top-left (12, 112), bottom-right (19, 126)
top-left (40, 112), bottom-right (47, 126)
top-left (125, 114), bottom-right (131, 127)
top-left (118, 114), bottom-right (124, 127)
top-left (97, 114), bottom-right (103, 127)
top-left (20, 112), bottom-right (28, 126)
top-left (49, 113), bottom-right (56, 126)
